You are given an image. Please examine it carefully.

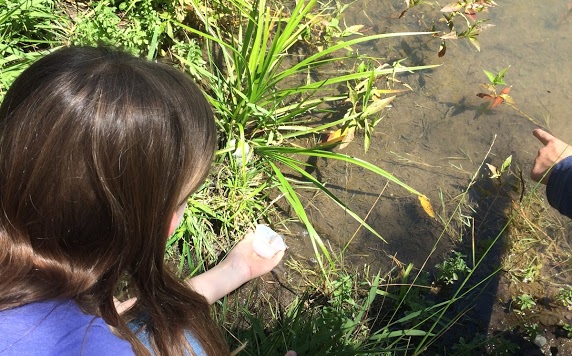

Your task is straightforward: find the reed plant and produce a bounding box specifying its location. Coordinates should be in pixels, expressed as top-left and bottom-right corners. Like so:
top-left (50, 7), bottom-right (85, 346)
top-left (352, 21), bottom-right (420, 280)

top-left (172, 0), bottom-right (438, 274)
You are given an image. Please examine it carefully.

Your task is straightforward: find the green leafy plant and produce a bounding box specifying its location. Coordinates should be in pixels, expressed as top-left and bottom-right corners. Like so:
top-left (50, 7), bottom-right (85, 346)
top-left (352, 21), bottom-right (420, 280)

top-left (70, 0), bottom-right (181, 59)
top-left (556, 286), bottom-right (572, 310)
top-left (400, 0), bottom-right (498, 57)
top-left (435, 251), bottom-right (471, 285)
top-left (515, 293), bottom-right (536, 312)
top-left (476, 66), bottom-right (513, 110)
top-left (488, 154), bottom-right (511, 176)
top-left (523, 322), bottom-right (539, 339)
top-left (507, 257), bottom-right (542, 284)
top-left (477, 66), bottom-right (544, 127)
top-left (484, 66), bottom-right (509, 86)
top-left (562, 323), bottom-right (572, 338)
top-left (69, 0), bottom-right (165, 58)
top-left (437, 0), bottom-right (497, 55)
top-left (521, 264), bottom-right (540, 284)
top-left (486, 155), bottom-right (513, 186)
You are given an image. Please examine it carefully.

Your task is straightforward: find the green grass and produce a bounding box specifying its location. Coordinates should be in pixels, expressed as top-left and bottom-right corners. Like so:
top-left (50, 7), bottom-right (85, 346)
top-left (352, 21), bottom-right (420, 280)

top-left (0, 0), bottom-right (68, 98)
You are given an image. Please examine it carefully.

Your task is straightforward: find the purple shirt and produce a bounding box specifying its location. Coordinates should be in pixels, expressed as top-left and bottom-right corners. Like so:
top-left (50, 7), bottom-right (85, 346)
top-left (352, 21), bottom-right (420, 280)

top-left (0, 299), bottom-right (134, 355)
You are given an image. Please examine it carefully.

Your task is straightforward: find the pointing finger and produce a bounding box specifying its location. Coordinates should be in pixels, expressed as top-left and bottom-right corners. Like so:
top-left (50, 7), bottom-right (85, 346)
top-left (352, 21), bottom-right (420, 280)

top-left (533, 128), bottom-right (555, 145)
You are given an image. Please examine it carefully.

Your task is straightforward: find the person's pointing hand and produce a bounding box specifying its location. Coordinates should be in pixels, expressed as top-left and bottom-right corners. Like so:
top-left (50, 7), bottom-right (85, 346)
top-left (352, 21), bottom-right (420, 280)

top-left (531, 128), bottom-right (572, 183)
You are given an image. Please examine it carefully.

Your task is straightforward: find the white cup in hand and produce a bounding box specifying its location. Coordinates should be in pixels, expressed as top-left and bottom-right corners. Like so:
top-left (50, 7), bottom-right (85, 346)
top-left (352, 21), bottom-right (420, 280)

top-left (252, 224), bottom-right (287, 258)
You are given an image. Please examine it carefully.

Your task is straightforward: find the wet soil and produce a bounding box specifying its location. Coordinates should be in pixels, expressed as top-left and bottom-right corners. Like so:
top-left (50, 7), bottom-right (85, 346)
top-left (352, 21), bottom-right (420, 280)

top-left (278, 0), bottom-right (572, 354)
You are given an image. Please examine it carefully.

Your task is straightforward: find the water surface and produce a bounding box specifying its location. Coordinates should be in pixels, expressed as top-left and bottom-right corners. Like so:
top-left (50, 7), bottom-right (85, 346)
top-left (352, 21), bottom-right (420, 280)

top-left (292, 1), bottom-right (572, 351)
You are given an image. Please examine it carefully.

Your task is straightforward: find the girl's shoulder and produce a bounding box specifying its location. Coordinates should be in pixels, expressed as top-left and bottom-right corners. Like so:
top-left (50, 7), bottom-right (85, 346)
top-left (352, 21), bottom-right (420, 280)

top-left (0, 299), bottom-right (134, 356)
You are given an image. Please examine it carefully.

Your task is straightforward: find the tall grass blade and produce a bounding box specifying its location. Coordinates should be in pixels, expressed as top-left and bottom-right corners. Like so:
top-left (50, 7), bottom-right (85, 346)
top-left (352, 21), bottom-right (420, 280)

top-left (258, 146), bottom-right (423, 196)
top-left (268, 161), bottom-right (333, 274)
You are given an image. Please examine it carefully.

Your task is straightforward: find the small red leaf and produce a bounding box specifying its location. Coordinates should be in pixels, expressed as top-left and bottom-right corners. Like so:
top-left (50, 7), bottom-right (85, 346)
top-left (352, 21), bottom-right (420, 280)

top-left (499, 86), bottom-right (511, 95)
top-left (490, 96), bottom-right (504, 109)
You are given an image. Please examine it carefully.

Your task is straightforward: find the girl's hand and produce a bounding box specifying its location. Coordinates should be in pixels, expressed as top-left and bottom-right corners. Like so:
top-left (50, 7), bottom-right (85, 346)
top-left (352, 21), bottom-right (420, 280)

top-left (186, 231), bottom-right (285, 304)
top-left (531, 129), bottom-right (572, 183)
top-left (113, 297), bottom-right (136, 315)
top-left (225, 231), bottom-right (285, 282)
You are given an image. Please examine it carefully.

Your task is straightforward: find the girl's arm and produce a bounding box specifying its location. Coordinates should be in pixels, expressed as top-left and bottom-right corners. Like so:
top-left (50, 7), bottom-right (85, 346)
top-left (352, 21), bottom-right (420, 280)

top-left (186, 231), bottom-right (284, 304)
top-left (114, 231), bottom-right (284, 312)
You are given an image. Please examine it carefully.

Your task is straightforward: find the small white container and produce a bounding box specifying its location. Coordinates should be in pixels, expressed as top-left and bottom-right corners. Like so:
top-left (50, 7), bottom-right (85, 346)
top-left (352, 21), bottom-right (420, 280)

top-left (252, 224), bottom-right (287, 259)
top-left (228, 139), bottom-right (252, 167)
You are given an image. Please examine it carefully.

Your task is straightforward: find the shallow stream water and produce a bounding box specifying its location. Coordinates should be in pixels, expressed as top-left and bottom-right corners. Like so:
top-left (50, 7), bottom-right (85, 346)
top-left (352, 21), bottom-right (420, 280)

top-left (284, 1), bottom-right (572, 354)
top-left (305, 0), bottom-right (572, 265)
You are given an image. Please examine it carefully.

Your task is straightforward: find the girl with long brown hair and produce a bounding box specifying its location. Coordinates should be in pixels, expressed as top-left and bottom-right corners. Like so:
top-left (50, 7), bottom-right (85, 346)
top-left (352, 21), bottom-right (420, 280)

top-left (0, 46), bottom-right (286, 355)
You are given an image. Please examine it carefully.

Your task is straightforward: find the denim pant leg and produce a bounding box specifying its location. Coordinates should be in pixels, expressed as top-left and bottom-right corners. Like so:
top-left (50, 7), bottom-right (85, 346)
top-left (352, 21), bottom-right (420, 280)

top-left (128, 319), bottom-right (206, 356)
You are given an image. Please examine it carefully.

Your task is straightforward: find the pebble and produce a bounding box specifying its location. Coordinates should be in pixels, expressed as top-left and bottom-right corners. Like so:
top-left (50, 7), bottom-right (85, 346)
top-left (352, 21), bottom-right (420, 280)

top-left (534, 335), bottom-right (547, 348)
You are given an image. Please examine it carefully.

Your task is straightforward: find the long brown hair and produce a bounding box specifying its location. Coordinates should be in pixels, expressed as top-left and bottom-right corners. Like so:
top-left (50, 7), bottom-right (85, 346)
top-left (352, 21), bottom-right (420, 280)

top-left (0, 46), bottom-right (229, 355)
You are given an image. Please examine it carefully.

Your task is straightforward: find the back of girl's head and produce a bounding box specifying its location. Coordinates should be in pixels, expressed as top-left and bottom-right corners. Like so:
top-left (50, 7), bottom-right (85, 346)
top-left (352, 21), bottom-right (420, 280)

top-left (0, 46), bottom-right (227, 355)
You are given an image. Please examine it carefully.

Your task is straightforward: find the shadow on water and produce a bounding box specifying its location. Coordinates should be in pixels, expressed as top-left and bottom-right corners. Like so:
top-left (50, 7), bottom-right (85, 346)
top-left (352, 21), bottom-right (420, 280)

top-left (360, 164), bottom-right (548, 354)
top-left (428, 164), bottom-right (521, 353)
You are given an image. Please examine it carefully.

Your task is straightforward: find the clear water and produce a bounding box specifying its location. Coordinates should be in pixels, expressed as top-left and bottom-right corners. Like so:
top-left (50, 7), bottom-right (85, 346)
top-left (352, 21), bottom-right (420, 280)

top-left (302, 0), bottom-right (572, 266)
top-left (290, 1), bottom-right (572, 350)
